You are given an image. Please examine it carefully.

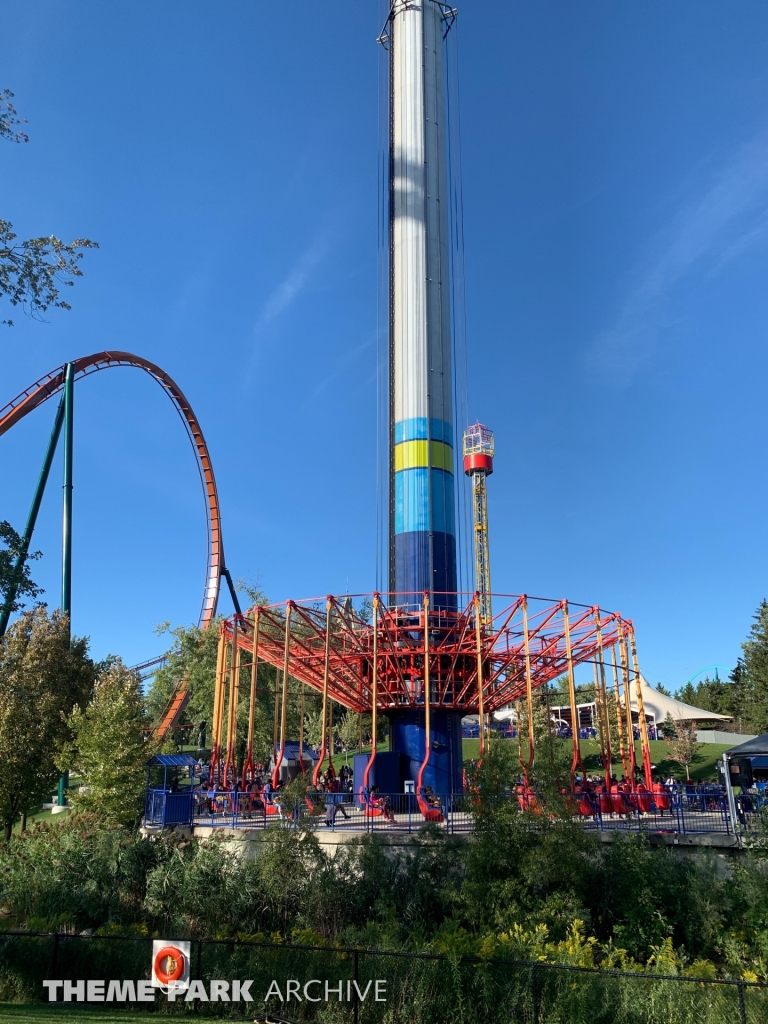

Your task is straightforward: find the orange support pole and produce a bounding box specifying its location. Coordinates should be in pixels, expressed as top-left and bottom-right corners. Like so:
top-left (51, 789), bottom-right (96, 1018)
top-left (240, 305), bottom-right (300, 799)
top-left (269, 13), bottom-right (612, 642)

top-left (241, 608), bottom-right (260, 788)
top-left (522, 597), bottom-right (535, 777)
top-left (610, 641), bottom-right (629, 780)
top-left (617, 619), bottom-right (636, 787)
top-left (210, 629), bottom-right (227, 785)
top-left (361, 595), bottom-right (379, 797)
top-left (562, 601), bottom-right (586, 789)
top-left (593, 608), bottom-right (612, 787)
top-left (416, 594), bottom-right (432, 796)
top-left (474, 593), bottom-right (485, 762)
top-left (223, 618), bottom-right (240, 787)
top-left (630, 626), bottom-right (654, 789)
top-left (272, 603), bottom-right (292, 789)
top-left (313, 600), bottom-right (333, 787)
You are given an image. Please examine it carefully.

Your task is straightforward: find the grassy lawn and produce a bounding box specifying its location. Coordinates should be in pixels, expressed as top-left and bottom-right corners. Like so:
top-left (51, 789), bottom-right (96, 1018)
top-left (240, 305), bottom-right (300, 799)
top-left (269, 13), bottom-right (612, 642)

top-left (461, 736), bottom-right (730, 782)
top-left (0, 1007), bottom-right (156, 1022)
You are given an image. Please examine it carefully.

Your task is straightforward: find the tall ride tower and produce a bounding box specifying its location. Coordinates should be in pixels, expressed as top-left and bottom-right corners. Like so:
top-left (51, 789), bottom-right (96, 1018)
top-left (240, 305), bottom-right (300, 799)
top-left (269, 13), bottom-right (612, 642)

top-left (387, 0), bottom-right (457, 613)
top-left (384, 1), bottom-right (463, 793)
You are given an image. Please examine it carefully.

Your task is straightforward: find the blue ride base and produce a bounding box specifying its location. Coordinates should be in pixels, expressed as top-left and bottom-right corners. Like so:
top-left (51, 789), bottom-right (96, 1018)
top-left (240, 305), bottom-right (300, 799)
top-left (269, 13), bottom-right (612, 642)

top-left (387, 709), bottom-right (464, 796)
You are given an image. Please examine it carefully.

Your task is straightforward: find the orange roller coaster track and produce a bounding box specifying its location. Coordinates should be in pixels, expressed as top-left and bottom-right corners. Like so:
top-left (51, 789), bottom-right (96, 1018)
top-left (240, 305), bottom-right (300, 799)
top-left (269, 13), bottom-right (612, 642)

top-left (0, 351), bottom-right (224, 628)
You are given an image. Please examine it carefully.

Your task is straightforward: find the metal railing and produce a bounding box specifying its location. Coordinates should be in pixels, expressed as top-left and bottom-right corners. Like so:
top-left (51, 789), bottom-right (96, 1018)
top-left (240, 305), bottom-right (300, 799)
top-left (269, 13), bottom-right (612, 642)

top-left (0, 930), bottom-right (765, 1022)
top-left (139, 783), bottom-right (755, 837)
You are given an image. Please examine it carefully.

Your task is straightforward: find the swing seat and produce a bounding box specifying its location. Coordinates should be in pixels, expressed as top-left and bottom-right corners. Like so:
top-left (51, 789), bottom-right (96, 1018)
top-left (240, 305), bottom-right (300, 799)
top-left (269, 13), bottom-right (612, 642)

top-left (598, 791), bottom-right (612, 815)
top-left (610, 787), bottom-right (633, 814)
top-left (578, 795), bottom-right (594, 817)
top-left (417, 796), bottom-right (444, 823)
top-left (652, 783), bottom-right (670, 810)
top-left (263, 796), bottom-right (281, 816)
top-left (636, 786), bottom-right (653, 813)
top-left (358, 787), bottom-right (384, 817)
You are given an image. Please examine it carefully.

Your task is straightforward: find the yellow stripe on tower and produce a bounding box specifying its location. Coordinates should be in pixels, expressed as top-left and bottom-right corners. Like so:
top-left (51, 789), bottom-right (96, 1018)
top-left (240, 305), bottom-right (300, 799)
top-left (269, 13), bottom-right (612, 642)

top-left (394, 439), bottom-right (454, 473)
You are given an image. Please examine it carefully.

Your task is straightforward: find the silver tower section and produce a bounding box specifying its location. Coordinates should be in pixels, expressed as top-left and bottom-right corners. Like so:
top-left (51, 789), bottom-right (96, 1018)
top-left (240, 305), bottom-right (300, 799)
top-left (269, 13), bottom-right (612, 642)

top-left (386, 1), bottom-right (457, 610)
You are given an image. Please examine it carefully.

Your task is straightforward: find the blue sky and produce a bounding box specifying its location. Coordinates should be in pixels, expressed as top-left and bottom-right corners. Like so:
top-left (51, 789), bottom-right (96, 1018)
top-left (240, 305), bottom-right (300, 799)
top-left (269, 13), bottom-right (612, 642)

top-left (3, 1), bottom-right (768, 688)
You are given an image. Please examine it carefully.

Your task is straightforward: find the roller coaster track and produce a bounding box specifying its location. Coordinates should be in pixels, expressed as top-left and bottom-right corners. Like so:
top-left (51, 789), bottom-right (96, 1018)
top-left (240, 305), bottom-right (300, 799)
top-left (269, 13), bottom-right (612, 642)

top-left (0, 351), bottom-right (224, 629)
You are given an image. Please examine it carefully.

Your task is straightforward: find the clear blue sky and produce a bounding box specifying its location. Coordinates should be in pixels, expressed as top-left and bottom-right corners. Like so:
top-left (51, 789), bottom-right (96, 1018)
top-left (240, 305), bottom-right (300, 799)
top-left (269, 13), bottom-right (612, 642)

top-left (3, 1), bottom-right (768, 688)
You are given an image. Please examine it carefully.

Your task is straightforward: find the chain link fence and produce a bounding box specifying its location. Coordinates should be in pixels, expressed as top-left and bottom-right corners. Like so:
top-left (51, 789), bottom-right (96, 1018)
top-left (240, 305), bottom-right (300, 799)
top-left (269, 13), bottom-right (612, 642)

top-left (0, 931), bottom-right (765, 1022)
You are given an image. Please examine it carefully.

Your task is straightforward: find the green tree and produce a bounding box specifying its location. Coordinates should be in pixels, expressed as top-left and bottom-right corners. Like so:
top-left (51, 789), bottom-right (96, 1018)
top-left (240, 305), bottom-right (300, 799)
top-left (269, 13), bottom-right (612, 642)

top-left (0, 520), bottom-right (42, 621)
top-left (147, 611), bottom-right (279, 770)
top-left (60, 661), bottom-right (150, 826)
top-left (0, 607), bottom-right (94, 840)
top-left (664, 720), bottom-right (703, 781)
top-left (739, 600), bottom-right (768, 733)
top-left (660, 712), bottom-right (677, 740)
top-left (1, 89), bottom-right (96, 326)
top-left (146, 620), bottom-right (222, 728)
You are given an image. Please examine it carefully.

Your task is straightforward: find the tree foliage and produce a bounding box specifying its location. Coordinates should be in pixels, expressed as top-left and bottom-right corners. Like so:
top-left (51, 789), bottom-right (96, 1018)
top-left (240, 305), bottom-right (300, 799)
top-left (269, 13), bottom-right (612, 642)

top-left (664, 720), bottom-right (703, 780)
top-left (0, 90), bottom-right (27, 144)
top-left (60, 660), bottom-right (150, 826)
top-left (674, 601), bottom-right (768, 734)
top-left (0, 520), bottom-right (42, 618)
top-left (1, 88), bottom-right (97, 326)
top-left (0, 801), bottom-right (767, 979)
top-left (0, 607), bottom-right (94, 839)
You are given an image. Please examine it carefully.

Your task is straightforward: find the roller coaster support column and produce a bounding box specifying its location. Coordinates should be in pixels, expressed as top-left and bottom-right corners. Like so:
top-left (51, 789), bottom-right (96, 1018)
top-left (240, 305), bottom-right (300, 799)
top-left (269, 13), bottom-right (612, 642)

top-left (0, 396), bottom-right (65, 638)
top-left (630, 627), bottom-right (654, 788)
top-left (61, 363), bottom-right (74, 631)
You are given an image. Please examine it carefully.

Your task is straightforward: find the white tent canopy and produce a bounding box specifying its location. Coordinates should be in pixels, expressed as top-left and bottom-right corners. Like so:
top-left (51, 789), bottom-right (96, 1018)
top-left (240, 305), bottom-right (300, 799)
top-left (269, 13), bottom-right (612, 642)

top-left (630, 678), bottom-right (731, 724)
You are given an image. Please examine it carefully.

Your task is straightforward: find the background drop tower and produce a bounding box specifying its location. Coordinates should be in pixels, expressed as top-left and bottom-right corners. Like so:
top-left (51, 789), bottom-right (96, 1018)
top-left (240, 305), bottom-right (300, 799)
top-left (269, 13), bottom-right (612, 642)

top-left (386, 0), bottom-right (462, 793)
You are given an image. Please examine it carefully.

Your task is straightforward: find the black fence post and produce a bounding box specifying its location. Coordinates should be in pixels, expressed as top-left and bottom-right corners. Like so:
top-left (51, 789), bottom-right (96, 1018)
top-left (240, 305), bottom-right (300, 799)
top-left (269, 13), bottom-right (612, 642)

top-left (194, 938), bottom-right (203, 1014)
top-left (738, 980), bottom-right (747, 1024)
top-left (531, 963), bottom-right (540, 1023)
top-left (353, 948), bottom-right (360, 1024)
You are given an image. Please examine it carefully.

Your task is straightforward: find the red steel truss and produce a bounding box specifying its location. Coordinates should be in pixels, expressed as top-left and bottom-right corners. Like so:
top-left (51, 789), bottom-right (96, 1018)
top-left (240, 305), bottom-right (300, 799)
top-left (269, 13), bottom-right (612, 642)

top-left (219, 592), bottom-right (635, 715)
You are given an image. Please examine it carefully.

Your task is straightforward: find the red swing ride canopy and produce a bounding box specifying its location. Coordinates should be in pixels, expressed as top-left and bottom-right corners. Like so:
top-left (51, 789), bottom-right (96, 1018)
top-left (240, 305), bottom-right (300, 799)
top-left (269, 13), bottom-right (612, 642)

top-left (219, 591), bottom-right (640, 715)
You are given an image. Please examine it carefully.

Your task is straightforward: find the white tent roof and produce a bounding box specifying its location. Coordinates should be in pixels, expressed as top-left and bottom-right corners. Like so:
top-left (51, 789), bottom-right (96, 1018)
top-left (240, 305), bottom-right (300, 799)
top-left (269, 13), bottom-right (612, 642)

top-left (630, 678), bottom-right (731, 723)
top-left (492, 678), bottom-right (730, 725)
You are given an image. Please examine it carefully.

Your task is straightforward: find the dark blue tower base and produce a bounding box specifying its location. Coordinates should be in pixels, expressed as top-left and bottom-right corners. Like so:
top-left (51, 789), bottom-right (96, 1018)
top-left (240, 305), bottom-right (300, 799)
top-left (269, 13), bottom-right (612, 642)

top-left (387, 709), bottom-right (464, 796)
top-left (394, 530), bottom-right (457, 611)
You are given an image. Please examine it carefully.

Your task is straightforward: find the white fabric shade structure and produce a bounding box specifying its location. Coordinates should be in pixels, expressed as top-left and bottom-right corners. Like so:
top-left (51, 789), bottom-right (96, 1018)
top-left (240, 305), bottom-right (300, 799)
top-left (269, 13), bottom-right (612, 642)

top-left (490, 678), bottom-right (730, 725)
top-left (630, 678), bottom-right (731, 724)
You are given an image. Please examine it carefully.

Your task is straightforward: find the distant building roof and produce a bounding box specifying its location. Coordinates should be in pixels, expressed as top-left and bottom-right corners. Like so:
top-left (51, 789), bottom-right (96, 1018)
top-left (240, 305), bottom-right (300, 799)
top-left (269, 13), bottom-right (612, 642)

top-left (146, 754), bottom-right (199, 767)
top-left (275, 742), bottom-right (319, 763)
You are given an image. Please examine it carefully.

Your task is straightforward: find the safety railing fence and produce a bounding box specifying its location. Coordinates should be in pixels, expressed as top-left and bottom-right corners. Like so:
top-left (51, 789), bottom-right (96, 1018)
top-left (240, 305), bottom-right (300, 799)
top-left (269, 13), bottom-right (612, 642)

top-left (168, 784), bottom-right (750, 837)
top-left (0, 931), bottom-right (765, 1022)
top-left (189, 790), bottom-right (475, 835)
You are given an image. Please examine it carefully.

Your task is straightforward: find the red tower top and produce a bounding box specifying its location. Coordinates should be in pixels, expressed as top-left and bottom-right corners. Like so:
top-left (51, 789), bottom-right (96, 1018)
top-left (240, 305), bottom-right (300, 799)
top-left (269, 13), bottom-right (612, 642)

top-left (462, 422), bottom-right (494, 475)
